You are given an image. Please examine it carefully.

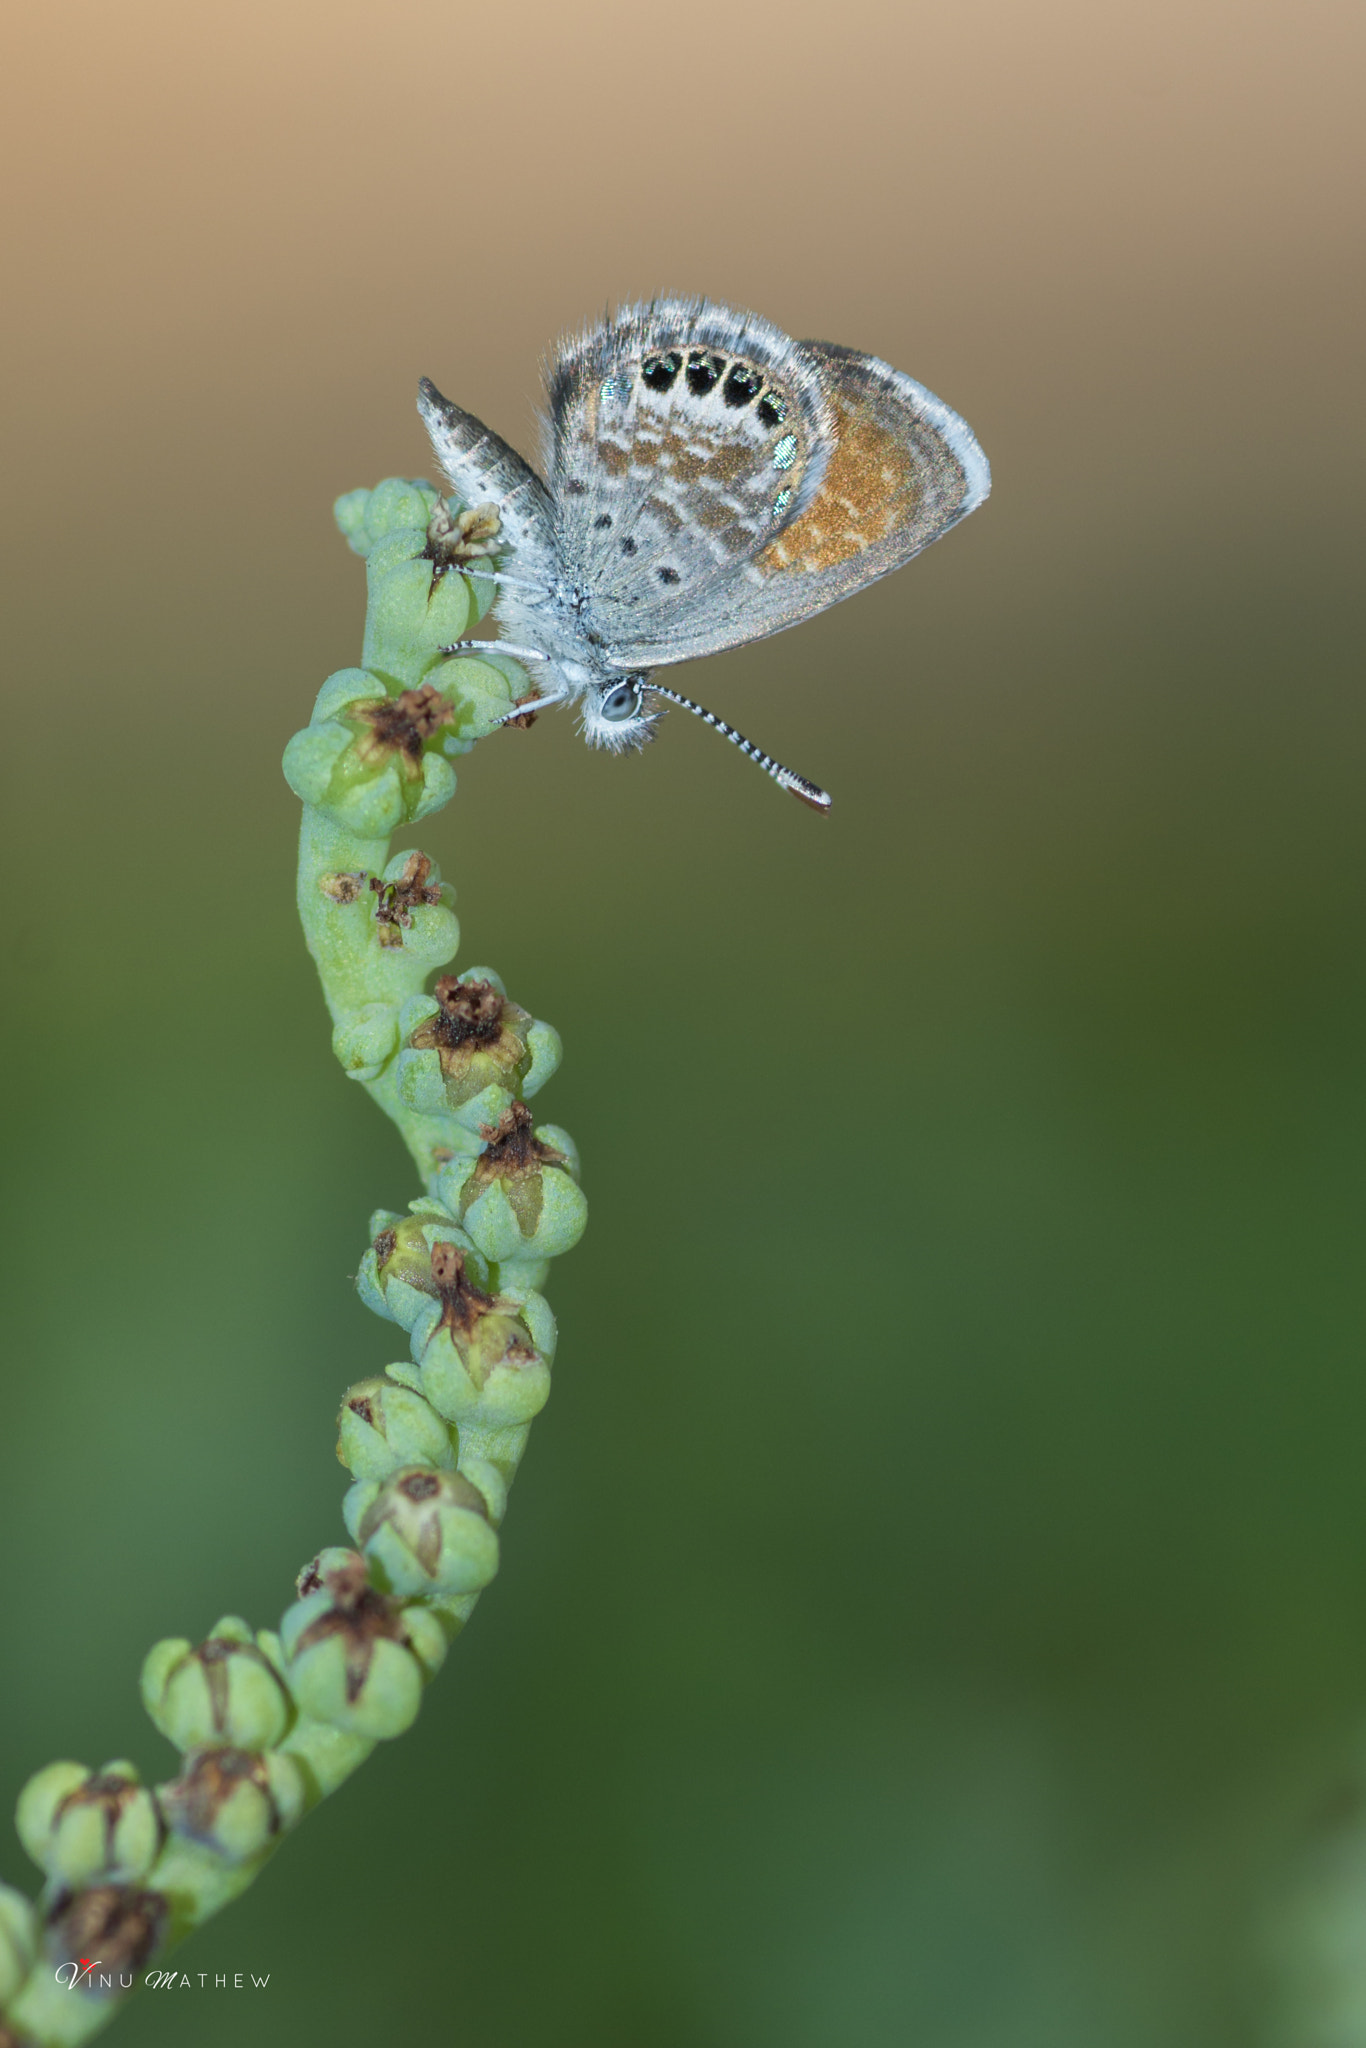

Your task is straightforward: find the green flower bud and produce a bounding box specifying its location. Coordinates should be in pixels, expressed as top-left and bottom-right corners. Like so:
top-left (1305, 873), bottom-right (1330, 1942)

top-left (140, 1617), bottom-right (293, 1753)
top-left (435, 656), bottom-right (523, 755)
top-left (280, 713), bottom-right (353, 798)
top-left (15, 1762), bottom-right (162, 1888)
top-left (355, 1207), bottom-right (406, 1320)
top-left (351, 1465), bottom-right (499, 1598)
top-left (456, 1454), bottom-right (509, 1526)
top-left (283, 680), bottom-right (458, 837)
top-left (356, 490), bottom-right (510, 671)
top-left (158, 1747), bottom-right (306, 1864)
top-left (44, 1884), bottom-right (166, 1978)
top-left (336, 1374), bottom-right (456, 1480)
top-left (413, 1243), bottom-right (552, 1428)
top-left (394, 972), bottom-right (562, 1128)
top-left (290, 1548), bottom-right (351, 1599)
top-left (333, 486), bottom-right (374, 553)
top-left (0, 1884), bottom-right (37, 2006)
top-left (282, 666), bottom-right (393, 804)
top-left (363, 532), bottom-right (473, 668)
top-left (330, 1002), bottom-right (402, 1083)
top-left (359, 1211), bottom-right (482, 1332)
top-left (311, 667), bottom-right (389, 723)
top-left (334, 478), bottom-right (438, 556)
top-left (279, 1551), bottom-right (448, 1741)
top-left (436, 1103), bottom-right (587, 1263)
top-left (335, 483), bottom-right (497, 631)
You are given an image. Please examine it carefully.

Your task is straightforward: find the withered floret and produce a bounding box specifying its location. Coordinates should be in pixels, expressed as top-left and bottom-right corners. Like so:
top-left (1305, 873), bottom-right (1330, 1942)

top-left (357, 684), bottom-right (453, 764)
top-left (408, 977), bottom-right (533, 1105)
top-left (45, 1885), bottom-right (166, 1972)
top-left (370, 852), bottom-right (443, 945)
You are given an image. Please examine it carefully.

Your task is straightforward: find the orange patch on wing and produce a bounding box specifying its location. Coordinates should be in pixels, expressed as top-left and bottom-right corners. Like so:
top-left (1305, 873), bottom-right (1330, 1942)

top-left (757, 398), bottom-right (916, 576)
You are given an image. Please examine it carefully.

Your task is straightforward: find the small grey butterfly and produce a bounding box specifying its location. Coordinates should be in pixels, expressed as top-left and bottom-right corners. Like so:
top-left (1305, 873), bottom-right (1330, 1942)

top-left (419, 297), bottom-right (989, 811)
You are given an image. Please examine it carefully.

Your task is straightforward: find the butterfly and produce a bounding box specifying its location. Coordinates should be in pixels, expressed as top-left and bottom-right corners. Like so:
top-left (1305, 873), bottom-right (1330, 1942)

top-left (418, 297), bottom-right (989, 811)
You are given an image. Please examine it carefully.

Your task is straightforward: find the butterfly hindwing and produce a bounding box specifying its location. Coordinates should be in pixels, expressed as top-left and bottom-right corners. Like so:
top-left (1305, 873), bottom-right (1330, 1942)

top-left (542, 299), bottom-right (834, 648)
top-left (594, 336), bottom-right (990, 670)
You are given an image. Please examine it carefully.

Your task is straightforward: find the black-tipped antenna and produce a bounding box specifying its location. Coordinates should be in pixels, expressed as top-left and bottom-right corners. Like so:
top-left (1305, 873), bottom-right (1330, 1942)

top-left (645, 682), bottom-right (831, 813)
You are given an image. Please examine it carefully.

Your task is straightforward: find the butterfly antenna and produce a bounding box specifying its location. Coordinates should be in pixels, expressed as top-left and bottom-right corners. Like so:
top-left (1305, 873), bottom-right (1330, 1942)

top-left (644, 683), bottom-right (831, 813)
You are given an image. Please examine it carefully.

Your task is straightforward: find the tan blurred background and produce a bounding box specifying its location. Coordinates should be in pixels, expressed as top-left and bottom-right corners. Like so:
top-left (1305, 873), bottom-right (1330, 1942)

top-left (2, 1), bottom-right (1365, 2043)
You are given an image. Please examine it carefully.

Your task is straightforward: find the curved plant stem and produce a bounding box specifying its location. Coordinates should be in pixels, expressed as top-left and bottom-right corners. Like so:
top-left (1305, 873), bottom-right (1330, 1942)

top-left (1, 481), bottom-right (580, 2046)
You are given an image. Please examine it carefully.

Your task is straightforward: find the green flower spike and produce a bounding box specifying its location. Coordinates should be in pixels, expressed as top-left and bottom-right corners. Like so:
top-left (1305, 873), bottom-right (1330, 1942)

top-left (157, 1748), bottom-right (306, 1865)
top-left (4, 479), bottom-right (590, 2042)
top-left (436, 1101), bottom-right (588, 1263)
top-left (0, 1885), bottom-right (37, 2007)
top-left (347, 1466), bottom-right (500, 1599)
top-left (336, 1374), bottom-right (458, 1481)
top-left (140, 1617), bottom-right (293, 1753)
top-left (15, 1764), bottom-right (162, 1889)
top-left (278, 1550), bottom-right (448, 1741)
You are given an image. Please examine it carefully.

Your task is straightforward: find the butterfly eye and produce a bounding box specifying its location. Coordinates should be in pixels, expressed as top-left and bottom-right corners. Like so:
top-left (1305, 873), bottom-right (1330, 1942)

top-left (600, 681), bottom-right (643, 722)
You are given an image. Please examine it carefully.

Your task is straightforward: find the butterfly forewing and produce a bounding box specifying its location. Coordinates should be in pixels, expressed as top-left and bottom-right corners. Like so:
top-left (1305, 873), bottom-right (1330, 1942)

top-left (417, 379), bottom-right (559, 588)
top-left (543, 300), bottom-right (833, 643)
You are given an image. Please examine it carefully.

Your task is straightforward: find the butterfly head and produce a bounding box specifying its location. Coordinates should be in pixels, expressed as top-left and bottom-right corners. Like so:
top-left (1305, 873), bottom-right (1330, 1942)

top-left (579, 673), bottom-right (663, 753)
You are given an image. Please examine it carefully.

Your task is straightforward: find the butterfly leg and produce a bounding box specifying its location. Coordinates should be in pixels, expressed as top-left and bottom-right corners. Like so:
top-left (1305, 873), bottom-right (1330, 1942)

top-left (497, 684), bottom-right (569, 726)
top-left (436, 639), bottom-right (551, 664)
top-left (434, 638), bottom-right (572, 725)
top-left (460, 568), bottom-right (556, 600)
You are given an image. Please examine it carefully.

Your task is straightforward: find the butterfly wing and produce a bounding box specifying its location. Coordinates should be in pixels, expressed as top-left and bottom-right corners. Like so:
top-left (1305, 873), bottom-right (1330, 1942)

top-left (417, 378), bottom-right (559, 587)
top-left (543, 298), bottom-right (835, 643)
top-left (543, 305), bottom-right (989, 672)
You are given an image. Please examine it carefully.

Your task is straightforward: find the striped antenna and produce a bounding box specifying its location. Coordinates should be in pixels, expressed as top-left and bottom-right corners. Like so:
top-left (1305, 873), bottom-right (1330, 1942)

top-left (645, 682), bottom-right (831, 813)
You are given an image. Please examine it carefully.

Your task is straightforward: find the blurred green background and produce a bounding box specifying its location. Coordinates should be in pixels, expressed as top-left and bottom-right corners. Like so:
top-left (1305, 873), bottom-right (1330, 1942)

top-left (1, 0), bottom-right (1364, 2042)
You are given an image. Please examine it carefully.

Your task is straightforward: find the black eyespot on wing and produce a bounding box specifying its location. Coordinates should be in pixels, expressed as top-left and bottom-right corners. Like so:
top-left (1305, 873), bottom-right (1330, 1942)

top-left (641, 350), bottom-right (682, 392)
top-left (657, 566), bottom-right (681, 586)
top-left (756, 392), bottom-right (788, 429)
top-left (723, 365), bottom-right (762, 408)
top-left (686, 351), bottom-right (725, 396)
top-left (621, 536), bottom-right (637, 556)
top-left (563, 478), bottom-right (587, 496)
top-left (593, 513), bottom-right (612, 529)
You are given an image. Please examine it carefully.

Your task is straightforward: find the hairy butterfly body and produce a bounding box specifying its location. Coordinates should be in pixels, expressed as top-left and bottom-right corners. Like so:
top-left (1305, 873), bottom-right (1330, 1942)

top-left (419, 297), bottom-right (989, 810)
